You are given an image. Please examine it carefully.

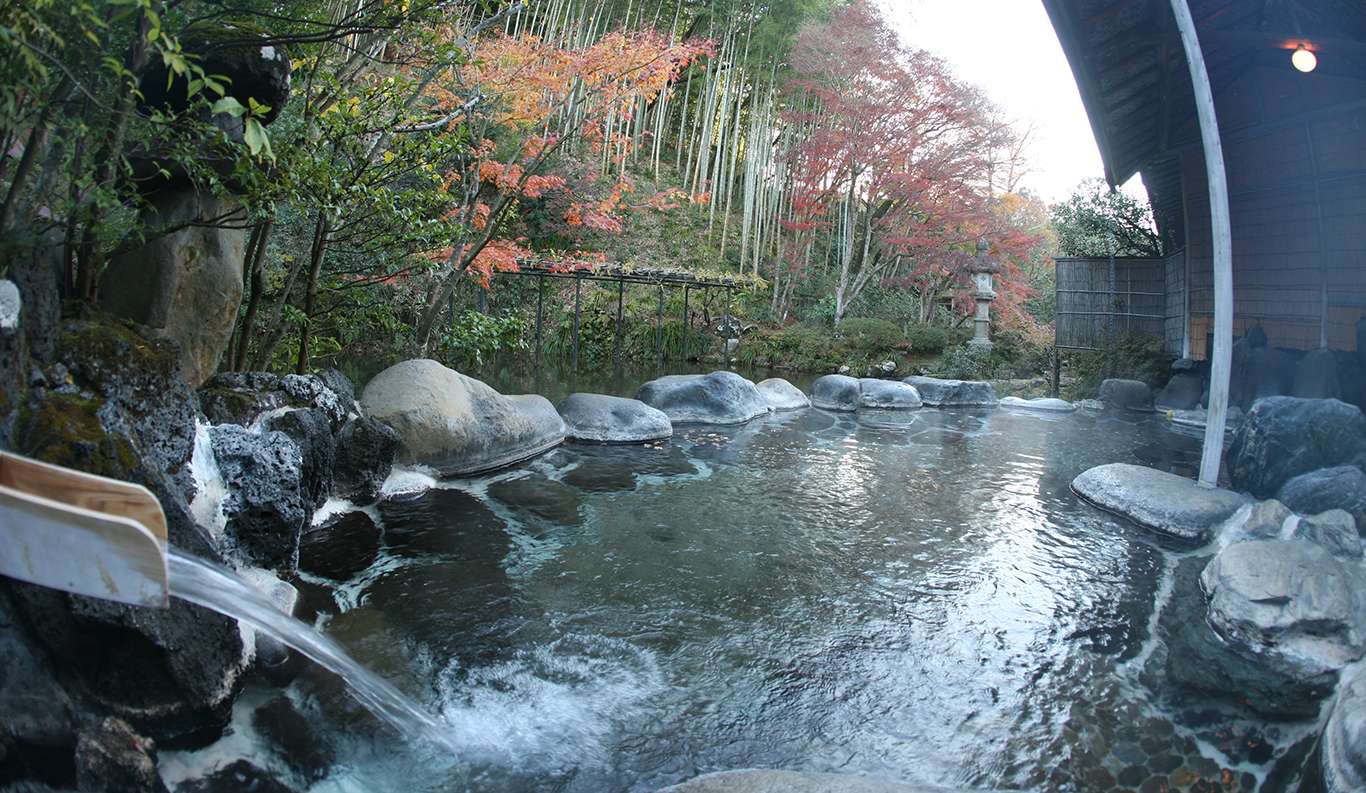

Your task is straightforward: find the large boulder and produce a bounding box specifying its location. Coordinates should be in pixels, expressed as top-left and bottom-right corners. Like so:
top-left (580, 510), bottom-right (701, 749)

top-left (1226, 397), bottom-right (1366, 498)
top-left (999, 396), bottom-right (1075, 413)
top-left (0, 587), bottom-right (79, 783)
top-left (1213, 499), bottom-right (1294, 547)
top-left (332, 416), bottom-right (400, 504)
top-left (903, 375), bottom-right (998, 407)
top-left (1295, 510), bottom-right (1362, 561)
top-left (1278, 466), bottom-right (1366, 532)
top-left (99, 190), bottom-right (246, 387)
top-left (1096, 378), bottom-right (1153, 412)
top-left (858, 378), bottom-right (923, 409)
top-left (1323, 663), bottom-right (1366, 793)
top-left (1293, 348), bottom-right (1343, 400)
top-left (1227, 342), bottom-right (1294, 410)
top-left (1155, 371), bottom-right (1204, 411)
top-left (810, 374), bottom-right (861, 411)
top-left (1202, 539), bottom-right (1366, 681)
top-left (1072, 463), bottom-right (1249, 542)
top-left (756, 377), bottom-right (810, 411)
top-left (210, 424), bottom-right (309, 570)
top-left (557, 393), bottom-right (672, 443)
top-left (263, 408), bottom-right (334, 510)
top-left (361, 359), bottom-right (565, 475)
top-left (635, 371), bottom-right (770, 425)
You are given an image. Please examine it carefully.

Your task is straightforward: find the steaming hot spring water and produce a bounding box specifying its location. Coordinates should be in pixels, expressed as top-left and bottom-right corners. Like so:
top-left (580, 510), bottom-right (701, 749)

top-left (161, 399), bottom-right (1320, 792)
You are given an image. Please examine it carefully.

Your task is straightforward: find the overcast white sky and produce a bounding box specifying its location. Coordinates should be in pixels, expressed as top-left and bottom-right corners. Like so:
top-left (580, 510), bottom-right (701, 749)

top-left (875, 0), bottom-right (1144, 203)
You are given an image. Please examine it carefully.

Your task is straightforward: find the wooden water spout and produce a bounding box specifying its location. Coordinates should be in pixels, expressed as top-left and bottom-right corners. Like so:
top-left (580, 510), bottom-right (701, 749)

top-left (0, 452), bottom-right (168, 608)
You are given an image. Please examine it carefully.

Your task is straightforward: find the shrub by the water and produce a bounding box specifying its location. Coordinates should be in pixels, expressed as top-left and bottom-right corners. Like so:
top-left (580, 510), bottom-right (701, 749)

top-left (1065, 332), bottom-right (1172, 399)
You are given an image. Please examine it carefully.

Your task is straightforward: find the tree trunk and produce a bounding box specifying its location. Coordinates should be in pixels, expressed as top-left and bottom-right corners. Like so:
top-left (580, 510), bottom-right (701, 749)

top-left (295, 213), bottom-right (331, 375)
top-left (231, 220), bottom-right (274, 371)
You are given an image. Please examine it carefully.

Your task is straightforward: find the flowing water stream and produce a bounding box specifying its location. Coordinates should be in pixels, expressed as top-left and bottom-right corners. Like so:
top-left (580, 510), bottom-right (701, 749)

top-left (166, 549), bottom-right (456, 753)
top-left (162, 378), bottom-right (1322, 792)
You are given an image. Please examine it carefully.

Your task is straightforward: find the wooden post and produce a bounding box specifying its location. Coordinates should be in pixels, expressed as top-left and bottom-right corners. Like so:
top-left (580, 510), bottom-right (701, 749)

top-left (534, 274), bottom-right (544, 367)
top-left (572, 275), bottom-right (581, 372)
top-left (1171, 0), bottom-right (1233, 488)
top-left (655, 284), bottom-right (664, 371)
top-left (1051, 347), bottom-right (1061, 398)
top-left (682, 286), bottom-right (690, 361)
top-left (615, 280), bottom-right (624, 365)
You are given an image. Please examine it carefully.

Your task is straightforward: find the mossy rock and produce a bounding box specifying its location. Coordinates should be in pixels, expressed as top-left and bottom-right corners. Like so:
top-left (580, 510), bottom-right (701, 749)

top-left (14, 392), bottom-right (140, 480)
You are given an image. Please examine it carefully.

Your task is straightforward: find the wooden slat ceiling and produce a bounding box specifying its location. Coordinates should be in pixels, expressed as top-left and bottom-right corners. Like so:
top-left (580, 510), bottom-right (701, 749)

top-left (1042, 0), bottom-right (1366, 248)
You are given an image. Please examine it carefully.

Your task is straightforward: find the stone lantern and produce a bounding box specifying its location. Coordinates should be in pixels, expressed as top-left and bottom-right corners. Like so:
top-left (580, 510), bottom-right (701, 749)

top-left (970, 237), bottom-right (997, 350)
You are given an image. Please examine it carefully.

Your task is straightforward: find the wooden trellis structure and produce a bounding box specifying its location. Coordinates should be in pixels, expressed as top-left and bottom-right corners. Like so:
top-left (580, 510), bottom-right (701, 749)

top-left (496, 262), bottom-right (746, 371)
top-left (1055, 253), bottom-right (1186, 354)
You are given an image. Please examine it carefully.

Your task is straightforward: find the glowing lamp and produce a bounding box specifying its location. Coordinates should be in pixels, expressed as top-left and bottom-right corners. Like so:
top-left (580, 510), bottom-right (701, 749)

top-left (1292, 45), bottom-right (1318, 73)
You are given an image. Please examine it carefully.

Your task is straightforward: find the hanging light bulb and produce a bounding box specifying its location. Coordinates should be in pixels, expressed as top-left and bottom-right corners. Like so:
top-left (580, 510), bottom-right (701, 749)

top-left (1292, 45), bottom-right (1318, 73)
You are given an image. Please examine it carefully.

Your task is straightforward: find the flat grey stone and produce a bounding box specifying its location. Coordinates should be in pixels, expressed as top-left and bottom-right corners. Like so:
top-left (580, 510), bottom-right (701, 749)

top-left (635, 371), bottom-right (770, 425)
top-left (999, 396), bottom-right (1075, 413)
top-left (658, 770), bottom-right (979, 793)
top-left (557, 392), bottom-right (672, 443)
top-left (1072, 462), bottom-right (1250, 541)
top-left (903, 376), bottom-right (997, 407)
top-left (858, 378), bottom-right (922, 410)
top-left (756, 378), bottom-right (810, 411)
top-left (811, 374), bottom-right (861, 411)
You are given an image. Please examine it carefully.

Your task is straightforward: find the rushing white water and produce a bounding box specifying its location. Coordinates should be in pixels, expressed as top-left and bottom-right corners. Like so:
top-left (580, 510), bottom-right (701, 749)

top-left (166, 548), bottom-right (457, 753)
top-left (188, 420), bottom-right (229, 539)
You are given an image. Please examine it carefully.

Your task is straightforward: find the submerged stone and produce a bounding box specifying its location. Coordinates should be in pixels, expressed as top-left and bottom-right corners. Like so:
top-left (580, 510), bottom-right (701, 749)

top-left (635, 371), bottom-right (770, 425)
top-left (557, 392), bottom-right (672, 443)
top-left (252, 696), bottom-right (334, 782)
top-left (658, 769), bottom-right (976, 792)
top-left (361, 359), bottom-right (565, 476)
top-left (1072, 463), bottom-right (1249, 542)
top-left (903, 376), bottom-right (997, 407)
top-left (756, 377), bottom-right (810, 411)
top-left (299, 511), bottom-right (382, 581)
top-left (999, 396), bottom-right (1075, 413)
top-left (487, 472), bottom-right (583, 527)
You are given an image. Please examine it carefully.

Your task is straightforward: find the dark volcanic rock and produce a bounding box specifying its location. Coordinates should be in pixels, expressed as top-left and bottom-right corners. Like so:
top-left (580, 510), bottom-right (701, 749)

top-left (200, 372), bottom-right (347, 430)
top-left (252, 697), bottom-right (334, 782)
top-left (299, 511), bottom-right (382, 581)
top-left (1293, 348), bottom-right (1342, 400)
top-left (1226, 397), bottom-right (1366, 497)
top-left (332, 416), bottom-right (400, 504)
top-left (74, 717), bottom-right (167, 793)
top-left (210, 424), bottom-right (309, 570)
top-left (1156, 371), bottom-right (1204, 411)
top-left (315, 368), bottom-right (357, 416)
top-left (264, 409), bottom-right (335, 510)
top-left (0, 587), bottom-right (78, 783)
top-left (1278, 466), bottom-right (1366, 533)
top-left (7, 320), bottom-right (249, 741)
